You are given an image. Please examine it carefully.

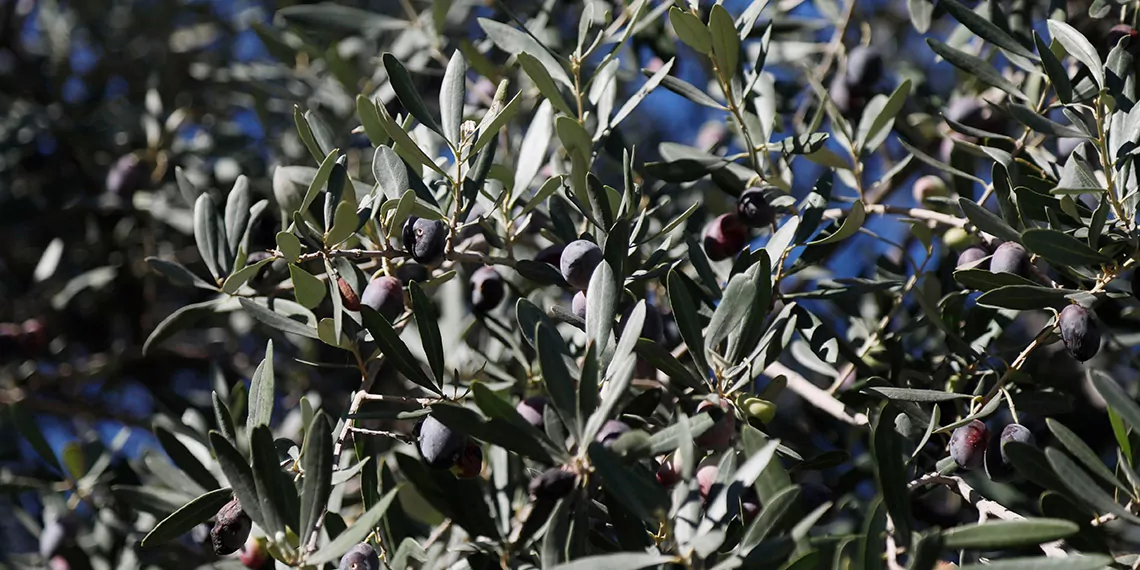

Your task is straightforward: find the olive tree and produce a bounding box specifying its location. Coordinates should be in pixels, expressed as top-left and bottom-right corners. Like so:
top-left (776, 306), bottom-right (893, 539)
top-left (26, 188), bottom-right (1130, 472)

top-left (7, 1), bottom-right (1140, 569)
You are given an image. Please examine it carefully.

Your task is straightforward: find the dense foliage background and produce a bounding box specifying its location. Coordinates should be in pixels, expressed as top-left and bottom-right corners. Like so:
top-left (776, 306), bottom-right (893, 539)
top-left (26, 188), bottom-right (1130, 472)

top-left (4, 0), bottom-right (1140, 569)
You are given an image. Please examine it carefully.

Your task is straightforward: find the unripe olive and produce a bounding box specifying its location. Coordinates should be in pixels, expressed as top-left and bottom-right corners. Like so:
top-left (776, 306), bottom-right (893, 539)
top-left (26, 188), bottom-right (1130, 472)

top-left (702, 214), bottom-right (749, 262)
top-left (912, 175), bottom-right (950, 205)
top-left (742, 397), bottom-right (777, 424)
top-left (949, 419), bottom-right (988, 470)
top-left (210, 497), bottom-right (251, 556)
top-left (361, 276), bottom-right (404, 322)
top-left (338, 542), bottom-right (379, 570)
top-left (989, 242), bottom-right (1028, 276)
top-left (943, 227), bottom-right (979, 250)
top-left (1059, 304), bottom-right (1100, 362)
top-left (559, 240), bottom-right (604, 290)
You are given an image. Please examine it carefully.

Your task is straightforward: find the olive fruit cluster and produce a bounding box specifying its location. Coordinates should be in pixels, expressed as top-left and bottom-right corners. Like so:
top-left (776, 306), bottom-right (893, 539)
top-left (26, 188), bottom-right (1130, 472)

top-left (702, 186), bottom-right (777, 262)
top-left (954, 241), bottom-right (1031, 277)
top-left (948, 420), bottom-right (1037, 482)
top-left (417, 415), bottom-right (483, 478)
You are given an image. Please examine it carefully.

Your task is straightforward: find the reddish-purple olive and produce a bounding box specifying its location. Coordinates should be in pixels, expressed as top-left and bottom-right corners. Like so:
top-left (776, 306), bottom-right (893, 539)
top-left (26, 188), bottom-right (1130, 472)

top-left (696, 456), bottom-right (720, 501)
top-left (695, 398), bottom-right (735, 451)
top-left (949, 419), bottom-right (989, 470)
top-left (239, 536), bottom-right (271, 569)
top-left (451, 440), bottom-right (483, 479)
top-left (702, 214), bottom-right (749, 262)
top-left (656, 455), bottom-right (682, 488)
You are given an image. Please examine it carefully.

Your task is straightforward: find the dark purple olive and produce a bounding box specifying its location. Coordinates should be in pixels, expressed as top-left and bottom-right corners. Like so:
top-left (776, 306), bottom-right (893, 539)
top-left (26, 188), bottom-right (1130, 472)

top-left (418, 415), bottom-right (467, 469)
top-left (596, 420), bottom-right (630, 448)
top-left (402, 217), bottom-right (447, 264)
top-left (469, 266), bottom-right (504, 313)
top-left (1059, 304), bottom-right (1100, 362)
top-left (957, 247), bottom-right (988, 269)
top-left (989, 242), bottom-right (1028, 276)
top-left (395, 263), bottom-right (430, 285)
top-left (105, 153), bottom-right (149, 202)
top-left (361, 276), bottom-right (405, 322)
top-left (339, 542), bottom-right (379, 570)
top-left (571, 291), bottom-right (588, 321)
top-left (210, 497), bottom-right (251, 556)
top-left (619, 302), bottom-right (664, 343)
top-left (528, 467), bottom-right (577, 501)
top-left (559, 240), bottom-right (603, 290)
top-left (844, 46), bottom-right (883, 89)
top-left (736, 187), bottom-right (776, 228)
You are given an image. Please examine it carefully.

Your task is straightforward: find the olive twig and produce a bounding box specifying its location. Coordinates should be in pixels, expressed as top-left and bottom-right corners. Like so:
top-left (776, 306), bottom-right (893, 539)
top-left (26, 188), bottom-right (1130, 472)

top-left (908, 473), bottom-right (1067, 557)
